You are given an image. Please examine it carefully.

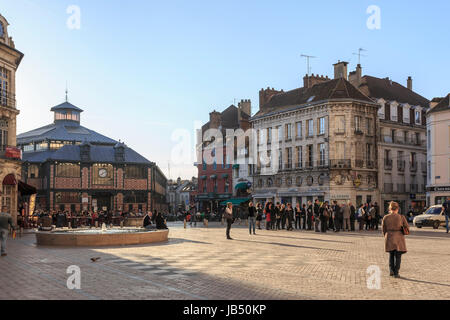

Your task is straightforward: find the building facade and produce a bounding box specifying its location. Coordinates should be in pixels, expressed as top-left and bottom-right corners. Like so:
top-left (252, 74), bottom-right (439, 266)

top-left (251, 62), bottom-right (379, 208)
top-left (426, 94), bottom-right (450, 205)
top-left (196, 101), bottom-right (251, 212)
top-left (167, 177), bottom-right (197, 213)
top-left (349, 66), bottom-right (429, 214)
top-left (18, 101), bottom-right (167, 213)
top-left (0, 14), bottom-right (24, 223)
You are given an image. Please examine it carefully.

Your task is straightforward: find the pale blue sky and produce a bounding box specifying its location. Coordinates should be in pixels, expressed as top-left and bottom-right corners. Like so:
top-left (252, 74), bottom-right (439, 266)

top-left (1, 0), bottom-right (449, 179)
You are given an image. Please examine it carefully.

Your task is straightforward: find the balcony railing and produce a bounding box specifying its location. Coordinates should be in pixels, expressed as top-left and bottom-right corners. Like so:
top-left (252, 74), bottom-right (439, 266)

top-left (410, 184), bottom-right (418, 193)
top-left (355, 159), bottom-right (364, 168)
top-left (330, 159), bottom-right (351, 169)
top-left (317, 160), bottom-right (328, 168)
top-left (0, 90), bottom-right (16, 109)
top-left (366, 160), bottom-right (375, 169)
top-left (296, 163), bottom-right (303, 169)
top-left (305, 161), bottom-right (314, 168)
top-left (410, 161), bottom-right (418, 172)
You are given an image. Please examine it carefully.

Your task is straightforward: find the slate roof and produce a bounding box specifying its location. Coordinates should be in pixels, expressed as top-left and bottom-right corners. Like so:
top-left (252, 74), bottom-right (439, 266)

top-left (17, 122), bottom-right (117, 145)
top-left (356, 76), bottom-right (430, 107)
top-left (253, 77), bottom-right (375, 118)
top-left (22, 144), bottom-right (152, 164)
top-left (428, 94), bottom-right (450, 114)
top-left (50, 101), bottom-right (84, 113)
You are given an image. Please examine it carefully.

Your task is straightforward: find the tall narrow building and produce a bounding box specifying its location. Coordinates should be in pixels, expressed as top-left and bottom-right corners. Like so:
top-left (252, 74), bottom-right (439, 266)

top-left (0, 14), bottom-right (24, 222)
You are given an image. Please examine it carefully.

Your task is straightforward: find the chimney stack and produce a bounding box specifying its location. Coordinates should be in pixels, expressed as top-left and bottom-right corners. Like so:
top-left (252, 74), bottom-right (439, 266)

top-left (349, 64), bottom-right (362, 87)
top-left (333, 61), bottom-right (349, 80)
top-left (238, 99), bottom-right (251, 119)
top-left (407, 76), bottom-right (412, 90)
top-left (209, 110), bottom-right (221, 129)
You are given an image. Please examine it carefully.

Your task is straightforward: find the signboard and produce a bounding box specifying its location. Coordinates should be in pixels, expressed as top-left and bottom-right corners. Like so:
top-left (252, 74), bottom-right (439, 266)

top-left (5, 147), bottom-right (22, 160)
top-left (102, 206), bottom-right (107, 211)
top-left (427, 186), bottom-right (450, 192)
top-left (330, 194), bottom-right (351, 200)
top-left (29, 194), bottom-right (36, 216)
top-left (82, 197), bottom-right (89, 203)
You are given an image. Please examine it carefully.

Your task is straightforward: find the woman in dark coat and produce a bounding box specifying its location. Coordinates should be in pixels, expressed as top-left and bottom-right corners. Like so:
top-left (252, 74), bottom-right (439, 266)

top-left (382, 201), bottom-right (409, 278)
top-left (256, 203), bottom-right (263, 230)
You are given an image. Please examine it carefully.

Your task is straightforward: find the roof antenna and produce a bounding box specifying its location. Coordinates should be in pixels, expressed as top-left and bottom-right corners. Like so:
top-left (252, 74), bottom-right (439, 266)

top-left (301, 54), bottom-right (317, 76)
top-left (352, 48), bottom-right (367, 65)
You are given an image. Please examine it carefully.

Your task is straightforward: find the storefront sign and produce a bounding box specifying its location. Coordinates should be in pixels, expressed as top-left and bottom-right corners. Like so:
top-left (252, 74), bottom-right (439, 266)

top-left (427, 186), bottom-right (450, 192)
top-left (330, 194), bottom-right (350, 200)
top-left (5, 147), bottom-right (22, 160)
top-left (82, 197), bottom-right (89, 203)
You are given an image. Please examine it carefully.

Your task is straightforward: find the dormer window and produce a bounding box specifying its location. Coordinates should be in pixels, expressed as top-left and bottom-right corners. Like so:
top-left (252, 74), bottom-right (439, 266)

top-left (0, 22), bottom-right (4, 38)
top-left (415, 110), bottom-right (421, 125)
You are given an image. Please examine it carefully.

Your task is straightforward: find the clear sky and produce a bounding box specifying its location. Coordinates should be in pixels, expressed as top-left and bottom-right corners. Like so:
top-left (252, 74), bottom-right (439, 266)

top-left (1, 0), bottom-right (449, 180)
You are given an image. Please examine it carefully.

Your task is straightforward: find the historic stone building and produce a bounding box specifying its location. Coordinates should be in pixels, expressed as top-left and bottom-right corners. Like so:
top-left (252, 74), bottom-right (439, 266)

top-left (426, 94), bottom-right (450, 206)
top-left (17, 101), bottom-right (168, 213)
top-left (0, 14), bottom-right (24, 222)
top-left (251, 62), bottom-right (379, 207)
top-left (349, 65), bottom-right (429, 214)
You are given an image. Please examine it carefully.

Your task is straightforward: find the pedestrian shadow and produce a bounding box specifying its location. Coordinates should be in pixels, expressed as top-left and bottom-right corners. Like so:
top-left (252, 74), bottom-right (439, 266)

top-left (399, 277), bottom-right (450, 288)
top-left (233, 239), bottom-right (346, 252)
top-left (258, 233), bottom-right (353, 244)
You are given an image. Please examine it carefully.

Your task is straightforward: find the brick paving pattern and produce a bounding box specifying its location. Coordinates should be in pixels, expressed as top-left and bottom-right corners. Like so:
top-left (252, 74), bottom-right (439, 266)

top-left (0, 222), bottom-right (449, 300)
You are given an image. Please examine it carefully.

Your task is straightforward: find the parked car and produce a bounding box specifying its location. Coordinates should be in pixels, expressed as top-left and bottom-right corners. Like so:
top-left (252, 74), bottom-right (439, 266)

top-left (413, 205), bottom-right (445, 229)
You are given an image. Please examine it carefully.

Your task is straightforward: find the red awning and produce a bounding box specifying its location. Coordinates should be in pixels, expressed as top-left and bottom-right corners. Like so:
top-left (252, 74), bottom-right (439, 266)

top-left (3, 174), bottom-right (17, 186)
top-left (18, 180), bottom-right (37, 196)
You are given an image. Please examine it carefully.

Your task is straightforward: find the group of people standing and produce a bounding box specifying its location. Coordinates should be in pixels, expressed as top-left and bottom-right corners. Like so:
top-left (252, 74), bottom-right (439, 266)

top-left (254, 199), bottom-right (381, 234)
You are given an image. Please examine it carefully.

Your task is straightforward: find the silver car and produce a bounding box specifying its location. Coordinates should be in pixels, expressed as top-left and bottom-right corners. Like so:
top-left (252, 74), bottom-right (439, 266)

top-left (413, 205), bottom-right (445, 229)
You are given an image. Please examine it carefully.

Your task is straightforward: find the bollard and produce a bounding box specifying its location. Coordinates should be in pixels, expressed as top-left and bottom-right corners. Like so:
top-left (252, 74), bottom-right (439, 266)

top-left (120, 221), bottom-right (123, 228)
top-left (95, 221), bottom-right (98, 228)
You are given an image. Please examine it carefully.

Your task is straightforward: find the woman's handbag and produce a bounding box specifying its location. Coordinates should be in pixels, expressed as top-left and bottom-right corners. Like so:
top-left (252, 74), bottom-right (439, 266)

top-left (401, 225), bottom-right (410, 235)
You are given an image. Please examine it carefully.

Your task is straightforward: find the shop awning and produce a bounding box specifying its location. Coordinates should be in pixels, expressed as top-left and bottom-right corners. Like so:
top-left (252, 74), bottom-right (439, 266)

top-left (232, 164), bottom-right (239, 169)
top-left (18, 180), bottom-right (37, 196)
top-left (200, 175), bottom-right (207, 180)
top-left (219, 198), bottom-right (251, 206)
top-left (221, 173), bottom-right (229, 178)
top-left (235, 182), bottom-right (249, 190)
top-left (210, 175), bottom-right (217, 179)
top-left (2, 174), bottom-right (17, 185)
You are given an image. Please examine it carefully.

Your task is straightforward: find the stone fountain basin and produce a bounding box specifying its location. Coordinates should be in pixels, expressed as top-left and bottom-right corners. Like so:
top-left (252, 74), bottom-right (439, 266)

top-left (35, 227), bottom-right (169, 247)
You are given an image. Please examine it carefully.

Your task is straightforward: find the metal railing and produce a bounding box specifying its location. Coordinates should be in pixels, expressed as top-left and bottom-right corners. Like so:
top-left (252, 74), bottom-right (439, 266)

top-left (384, 159), bottom-right (393, 170)
top-left (0, 90), bottom-right (16, 108)
top-left (397, 160), bottom-right (405, 172)
top-left (329, 159), bottom-right (351, 169)
top-left (410, 161), bottom-right (418, 172)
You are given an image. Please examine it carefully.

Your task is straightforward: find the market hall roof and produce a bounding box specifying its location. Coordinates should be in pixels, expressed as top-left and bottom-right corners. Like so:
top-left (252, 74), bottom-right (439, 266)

top-left (17, 100), bottom-right (117, 145)
top-left (253, 77), bottom-right (376, 119)
top-left (22, 144), bottom-right (152, 165)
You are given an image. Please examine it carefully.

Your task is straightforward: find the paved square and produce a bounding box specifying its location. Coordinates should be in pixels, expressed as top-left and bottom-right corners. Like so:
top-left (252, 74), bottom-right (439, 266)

top-left (0, 223), bottom-right (449, 300)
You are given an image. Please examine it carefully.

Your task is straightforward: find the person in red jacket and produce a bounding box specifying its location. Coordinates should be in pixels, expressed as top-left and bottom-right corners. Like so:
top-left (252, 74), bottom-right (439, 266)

top-left (265, 202), bottom-right (272, 230)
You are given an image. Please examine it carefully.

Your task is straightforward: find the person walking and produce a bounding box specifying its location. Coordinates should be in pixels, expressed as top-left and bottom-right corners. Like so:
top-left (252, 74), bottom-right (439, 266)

top-left (294, 203), bottom-right (301, 230)
top-left (382, 201), bottom-right (409, 278)
top-left (264, 203), bottom-right (271, 230)
top-left (443, 200), bottom-right (449, 234)
top-left (313, 199), bottom-right (320, 232)
top-left (0, 206), bottom-right (16, 257)
top-left (224, 202), bottom-right (234, 240)
top-left (307, 201), bottom-right (313, 230)
top-left (349, 202), bottom-right (356, 231)
top-left (256, 203), bottom-right (263, 230)
top-left (248, 202), bottom-right (257, 235)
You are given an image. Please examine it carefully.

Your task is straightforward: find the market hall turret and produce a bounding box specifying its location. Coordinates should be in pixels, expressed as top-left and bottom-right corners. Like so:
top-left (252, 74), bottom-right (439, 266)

top-left (0, 13), bottom-right (24, 223)
top-left (17, 99), bottom-right (168, 214)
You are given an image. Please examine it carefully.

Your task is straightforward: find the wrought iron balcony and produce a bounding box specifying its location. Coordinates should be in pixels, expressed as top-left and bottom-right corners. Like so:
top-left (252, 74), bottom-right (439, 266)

top-left (384, 159), bottom-right (393, 170)
top-left (0, 90), bottom-right (16, 109)
top-left (329, 159), bottom-right (351, 169)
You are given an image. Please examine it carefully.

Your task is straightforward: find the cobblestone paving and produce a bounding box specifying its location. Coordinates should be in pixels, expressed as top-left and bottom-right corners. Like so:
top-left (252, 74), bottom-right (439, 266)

top-left (0, 222), bottom-right (449, 300)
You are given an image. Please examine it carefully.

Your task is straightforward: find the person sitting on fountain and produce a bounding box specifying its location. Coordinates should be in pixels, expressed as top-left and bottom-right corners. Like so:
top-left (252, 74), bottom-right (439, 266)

top-left (143, 211), bottom-right (156, 230)
top-left (38, 212), bottom-right (53, 231)
top-left (155, 211), bottom-right (168, 230)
